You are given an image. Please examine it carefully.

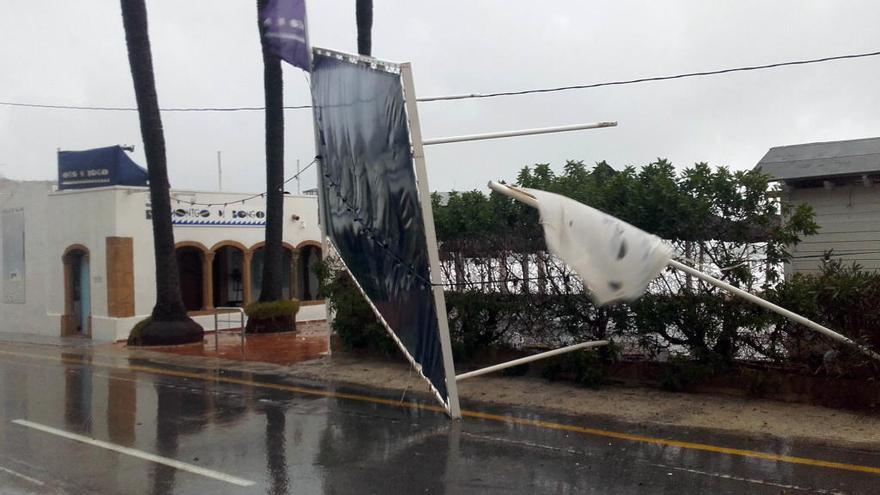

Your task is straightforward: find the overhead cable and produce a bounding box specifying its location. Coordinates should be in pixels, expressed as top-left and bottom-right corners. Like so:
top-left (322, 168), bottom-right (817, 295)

top-left (2, 49), bottom-right (879, 112)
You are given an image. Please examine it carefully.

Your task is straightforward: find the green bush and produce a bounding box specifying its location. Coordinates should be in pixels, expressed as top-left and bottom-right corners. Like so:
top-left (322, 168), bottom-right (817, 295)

top-left (659, 353), bottom-right (729, 391)
top-left (541, 344), bottom-right (620, 388)
top-left (769, 261), bottom-right (880, 371)
top-left (445, 291), bottom-right (519, 360)
top-left (314, 259), bottom-right (396, 355)
top-left (244, 299), bottom-right (300, 320)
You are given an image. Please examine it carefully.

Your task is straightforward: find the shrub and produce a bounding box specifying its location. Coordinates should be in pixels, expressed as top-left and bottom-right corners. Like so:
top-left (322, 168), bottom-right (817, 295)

top-left (314, 258), bottom-right (396, 355)
top-left (659, 352), bottom-right (729, 391)
top-left (244, 299), bottom-right (299, 334)
top-left (769, 261), bottom-right (880, 373)
top-left (445, 291), bottom-right (518, 360)
top-left (244, 299), bottom-right (300, 320)
top-left (541, 344), bottom-right (620, 388)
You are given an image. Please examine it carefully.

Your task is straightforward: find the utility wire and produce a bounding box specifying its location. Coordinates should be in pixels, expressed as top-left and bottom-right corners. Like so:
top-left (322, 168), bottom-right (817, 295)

top-left (171, 158), bottom-right (316, 207)
top-left (3, 49), bottom-right (879, 112)
top-left (418, 49), bottom-right (880, 102)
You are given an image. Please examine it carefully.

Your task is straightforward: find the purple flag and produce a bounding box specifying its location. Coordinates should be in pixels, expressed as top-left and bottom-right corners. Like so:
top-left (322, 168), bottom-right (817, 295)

top-left (259, 0), bottom-right (309, 71)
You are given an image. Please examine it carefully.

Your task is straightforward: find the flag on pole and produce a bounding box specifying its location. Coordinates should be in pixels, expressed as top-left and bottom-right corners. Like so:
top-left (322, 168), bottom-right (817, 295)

top-left (522, 187), bottom-right (673, 305)
top-left (259, 0), bottom-right (310, 71)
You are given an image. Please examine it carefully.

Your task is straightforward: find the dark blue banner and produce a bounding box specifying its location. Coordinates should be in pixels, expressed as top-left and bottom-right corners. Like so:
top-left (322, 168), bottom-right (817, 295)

top-left (311, 51), bottom-right (449, 403)
top-left (259, 0), bottom-right (309, 71)
top-left (58, 146), bottom-right (149, 190)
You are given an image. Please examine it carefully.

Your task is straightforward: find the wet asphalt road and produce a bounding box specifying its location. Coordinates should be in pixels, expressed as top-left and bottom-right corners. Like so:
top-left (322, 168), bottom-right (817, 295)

top-left (0, 340), bottom-right (879, 494)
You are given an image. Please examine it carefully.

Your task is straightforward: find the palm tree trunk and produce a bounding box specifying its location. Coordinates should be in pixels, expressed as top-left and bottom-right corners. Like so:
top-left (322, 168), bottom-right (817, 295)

top-left (356, 0), bottom-right (373, 56)
top-left (258, 0), bottom-right (285, 303)
top-left (121, 0), bottom-right (202, 345)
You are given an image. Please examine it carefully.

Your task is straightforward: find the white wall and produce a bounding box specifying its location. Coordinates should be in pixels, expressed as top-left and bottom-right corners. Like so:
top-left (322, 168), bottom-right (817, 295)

top-left (787, 184), bottom-right (880, 274)
top-left (0, 182), bottom-right (56, 335)
top-left (165, 189), bottom-right (322, 250)
top-left (0, 184), bottom-right (326, 341)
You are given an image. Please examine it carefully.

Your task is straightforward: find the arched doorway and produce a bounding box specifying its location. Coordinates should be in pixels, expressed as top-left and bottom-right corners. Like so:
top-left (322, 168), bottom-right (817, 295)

top-left (175, 247), bottom-right (204, 311)
top-left (62, 246), bottom-right (90, 336)
top-left (213, 245), bottom-right (245, 307)
top-left (250, 245), bottom-right (293, 302)
top-left (298, 245), bottom-right (322, 301)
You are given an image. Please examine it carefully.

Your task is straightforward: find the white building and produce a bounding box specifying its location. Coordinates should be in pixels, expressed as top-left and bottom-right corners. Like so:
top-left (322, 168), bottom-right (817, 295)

top-left (755, 137), bottom-right (880, 274)
top-left (0, 175), bottom-right (325, 342)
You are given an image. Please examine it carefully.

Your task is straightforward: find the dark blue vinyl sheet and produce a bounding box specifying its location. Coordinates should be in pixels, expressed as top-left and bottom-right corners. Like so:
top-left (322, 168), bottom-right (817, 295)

top-left (311, 52), bottom-right (448, 401)
top-left (58, 145), bottom-right (149, 190)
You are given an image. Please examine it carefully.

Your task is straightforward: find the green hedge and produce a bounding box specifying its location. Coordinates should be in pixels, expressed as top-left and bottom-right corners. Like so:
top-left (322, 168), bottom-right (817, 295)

top-left (244, 299), bottom-right (300, 319)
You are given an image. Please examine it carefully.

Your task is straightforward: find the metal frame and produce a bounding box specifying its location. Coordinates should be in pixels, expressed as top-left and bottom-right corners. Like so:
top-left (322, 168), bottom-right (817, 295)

top-left (456, 341), bottom-right (609, 381)
top-left (309, 44), bottom-right (333, 354)
top-left (423, 122), bottom-right (616, 146)
top-left (326, 251), bottom-right (453, 410)
top-left (401, 62), bottom-right (462, 418)
top-left (308, 47), bottom-right (625, 417)
top-left (488, 181), bottom-right (880, 363)
top-left (213, 307), bottom-right (246, 354)
top-left (313, 47), bottom-right (401, 74)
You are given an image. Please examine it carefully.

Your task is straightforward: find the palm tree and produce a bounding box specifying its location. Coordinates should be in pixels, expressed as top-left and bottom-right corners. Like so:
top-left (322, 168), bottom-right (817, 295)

top-left (356, 0), bottom-right (373, 56)
top-left (121, 0), bottom-right (203, 345)
top-left (256, 0), bottom-right (285, 305)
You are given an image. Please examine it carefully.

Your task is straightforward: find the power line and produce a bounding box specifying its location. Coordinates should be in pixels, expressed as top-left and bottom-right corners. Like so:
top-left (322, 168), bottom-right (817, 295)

top-left (171, 158), bottom-right (316, 207)
top-left (0, 101), bottom-right (312, 112)
top-left (418, 49), bottom-right (880, 102)
top-left (2, 49), bottom-right (879, 112)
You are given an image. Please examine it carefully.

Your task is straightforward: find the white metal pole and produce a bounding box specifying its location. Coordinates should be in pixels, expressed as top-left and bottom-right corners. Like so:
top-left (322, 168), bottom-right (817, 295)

top-left (307, 47), bottom-right (334, 346)
top-left (667, 259), bottom-right (880, 362)
top-left (401, 62), bottom-right (462, 419)
top-left (489, 180), bottom-right (880, 362)
top-left (423, 122), bottom-right (617, 146)
top-left (488, 181), bottom-right (538, 208)
top-left (296, 158), bottom-right (301, 195)
top-left (331, 248), bottom-right (455, 409)
top-left (217, 150), bottom-right (222, 191)
top-left (456, 341), bottom-right (609, 381)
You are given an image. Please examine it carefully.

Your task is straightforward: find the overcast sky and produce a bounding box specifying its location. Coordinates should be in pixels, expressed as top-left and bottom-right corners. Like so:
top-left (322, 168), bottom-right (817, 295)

top-left (1, 1), bottom-right (879, 194)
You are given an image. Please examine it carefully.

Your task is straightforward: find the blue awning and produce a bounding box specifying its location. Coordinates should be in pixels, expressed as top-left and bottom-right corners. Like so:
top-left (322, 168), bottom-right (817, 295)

top-left (58, 146), bottom-right (149, 190)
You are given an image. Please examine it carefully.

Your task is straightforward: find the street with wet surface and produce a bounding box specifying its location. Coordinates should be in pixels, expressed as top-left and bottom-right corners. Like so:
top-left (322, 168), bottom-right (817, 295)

top-left (0, 337), bottom-right (878, 494)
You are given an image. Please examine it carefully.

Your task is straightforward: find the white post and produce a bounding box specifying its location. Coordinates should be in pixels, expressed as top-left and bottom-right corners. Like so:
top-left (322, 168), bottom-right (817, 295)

top-left (308, 46), bottom-right (334, 350)
top-left (217, 150), bottom-right (222, 191)
top-left (423, 122), bottom-right (616, 146)
top-left (456, 341), bottom-right (609, 381)
top-left (488, 181), bottom-right (538, 208)
top-left (401, 62), bottom-right (462, 419)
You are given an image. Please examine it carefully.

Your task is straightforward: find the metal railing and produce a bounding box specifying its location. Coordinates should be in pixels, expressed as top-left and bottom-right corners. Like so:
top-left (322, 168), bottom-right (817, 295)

top-left (213, 307), bottom-right (246, 355)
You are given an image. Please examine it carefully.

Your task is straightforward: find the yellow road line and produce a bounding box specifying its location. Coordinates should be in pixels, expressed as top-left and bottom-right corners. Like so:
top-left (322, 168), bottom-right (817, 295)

top-left (2, 347), bottom-right (879, 476)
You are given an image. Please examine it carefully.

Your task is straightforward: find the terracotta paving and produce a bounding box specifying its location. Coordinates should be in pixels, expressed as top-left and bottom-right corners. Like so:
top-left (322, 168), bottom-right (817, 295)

top-left (126, 320), bottom-right (330, 365)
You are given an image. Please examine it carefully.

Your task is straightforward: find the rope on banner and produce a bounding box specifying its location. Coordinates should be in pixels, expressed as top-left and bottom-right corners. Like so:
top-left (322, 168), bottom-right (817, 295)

top-left (322, 175), bottom-right (435, 289)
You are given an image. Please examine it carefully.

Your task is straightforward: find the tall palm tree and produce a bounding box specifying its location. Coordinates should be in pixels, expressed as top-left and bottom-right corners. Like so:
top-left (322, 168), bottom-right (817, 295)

top-left (356, 0), bottom-right (373, 56)
top-left (121, 0), bottom-right (203, 345)
top-left (257, 0), bottom-right (285, 304)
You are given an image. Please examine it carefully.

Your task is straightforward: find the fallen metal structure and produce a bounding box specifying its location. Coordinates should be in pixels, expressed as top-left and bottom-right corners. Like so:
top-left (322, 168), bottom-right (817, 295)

top-left (488, 181), bottom-right (880, 364)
